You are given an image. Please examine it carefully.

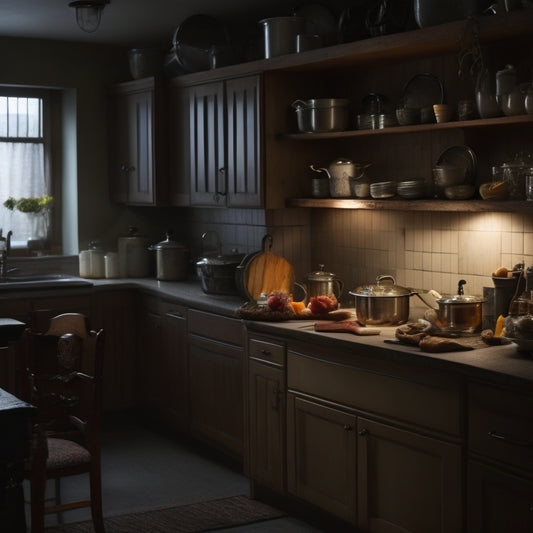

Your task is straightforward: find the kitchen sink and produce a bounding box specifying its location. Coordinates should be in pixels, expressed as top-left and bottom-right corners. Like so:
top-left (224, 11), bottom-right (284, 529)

top-left (0, 273), bottom-right (93, 291)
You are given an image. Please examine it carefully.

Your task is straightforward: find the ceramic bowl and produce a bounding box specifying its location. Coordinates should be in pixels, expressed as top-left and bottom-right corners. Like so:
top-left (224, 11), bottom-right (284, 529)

top-left (433, 104), bottom-right (454, 123)
top-left (433, 165), bottom-right (467, 187)
top-left (395, 107), bottom-right (420, 126)
top-left (444, 185), bottom-right (475, 200)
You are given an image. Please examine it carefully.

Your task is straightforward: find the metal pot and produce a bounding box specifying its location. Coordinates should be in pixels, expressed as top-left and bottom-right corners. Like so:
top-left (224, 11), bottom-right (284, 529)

top-left (149, 230), bottom-right (189, 281)
top-left (305, 264), bottom-right (344, 301)
top-left (434, 280), bottom-right (485, 333)
top-left (350, 275), bottom-right (416, 325)
top-left (196, 253), bottom-right (245, 295)
top-left (292, 98), bottom-right (351, 133)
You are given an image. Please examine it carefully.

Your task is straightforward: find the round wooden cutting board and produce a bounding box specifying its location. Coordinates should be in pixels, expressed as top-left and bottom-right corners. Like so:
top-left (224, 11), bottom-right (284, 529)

top-left (238, 234), bottom-right (295, 301)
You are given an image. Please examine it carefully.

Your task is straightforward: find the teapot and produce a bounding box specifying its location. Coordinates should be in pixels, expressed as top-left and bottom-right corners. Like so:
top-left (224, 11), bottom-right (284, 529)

top-left (304, 264), bottom-right (344, 301)
top-left (310, 158), bottom-right (370, 181)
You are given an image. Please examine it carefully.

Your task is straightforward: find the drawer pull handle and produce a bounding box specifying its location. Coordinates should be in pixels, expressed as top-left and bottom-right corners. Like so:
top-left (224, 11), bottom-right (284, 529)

top-left (343, 425), bottom-right (353, 431)
top-left (358, 428), bottom-right (368, 436)
top-left (488, 431), bottom-right (533, 448)
top-left (260, 349), bottom-right (272, 356)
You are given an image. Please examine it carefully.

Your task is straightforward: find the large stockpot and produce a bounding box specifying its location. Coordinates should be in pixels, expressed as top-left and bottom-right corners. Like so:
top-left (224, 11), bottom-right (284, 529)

top-left (291, 98), bottom-right (351, 133)
top-left (196, 252), bottom-right (245, 295)
top-left (350, 275), bottom-right (416, 326)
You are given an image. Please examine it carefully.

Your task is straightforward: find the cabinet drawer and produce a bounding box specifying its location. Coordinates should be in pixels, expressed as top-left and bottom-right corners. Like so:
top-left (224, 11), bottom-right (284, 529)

top-left (287, 351), bottom-right (462, 437)
top-left (468, 381), bottom-right (533, 473)
top-left (188, 309), bottom-right (243, 346)
top-left (248, 336), bottom-right (285, 366)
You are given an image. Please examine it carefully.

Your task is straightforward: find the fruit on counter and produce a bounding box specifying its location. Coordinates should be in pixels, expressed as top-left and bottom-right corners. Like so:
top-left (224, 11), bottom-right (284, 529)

top-left (290, 301), bottom-right (307, 315)
top-left (492, 266), bottom-right (511, 278)
top-left (494, 315), bottom-right (504, 337)
top-left (267, 291), bottom-right (292, 312)
top-left (308, 294), bottom-right (339, 315)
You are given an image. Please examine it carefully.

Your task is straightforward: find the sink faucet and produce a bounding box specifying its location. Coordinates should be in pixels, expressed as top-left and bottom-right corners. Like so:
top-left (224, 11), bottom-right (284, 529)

top-left (0, 230), bottom-right (12, 282)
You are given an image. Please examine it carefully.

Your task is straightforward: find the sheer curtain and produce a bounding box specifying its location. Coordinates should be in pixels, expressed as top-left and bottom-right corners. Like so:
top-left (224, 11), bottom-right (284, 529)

top-left (0, 142), bottom-right (47, 245)
top-left (0, 94), bottom-right (49, 246)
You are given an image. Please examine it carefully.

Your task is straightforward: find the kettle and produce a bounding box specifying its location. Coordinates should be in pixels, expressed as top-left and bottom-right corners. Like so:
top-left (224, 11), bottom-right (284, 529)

top-left (305, 264), bottom-right (344, 301)
top-left (311, 158), bottom-right (370, 181)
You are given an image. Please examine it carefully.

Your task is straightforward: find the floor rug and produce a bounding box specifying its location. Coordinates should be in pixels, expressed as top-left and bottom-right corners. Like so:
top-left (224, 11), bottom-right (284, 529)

top-left (44, 494), bottom-right (286, 532)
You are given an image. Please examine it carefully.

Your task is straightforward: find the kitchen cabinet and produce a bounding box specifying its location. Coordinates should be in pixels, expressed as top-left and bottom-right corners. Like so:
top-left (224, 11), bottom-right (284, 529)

top-left (247, 334), bottom-right (286, 493)
top-left (286, 345), bottom-right (464, 532)
top-left (91, 289), bottom-right (138, 411)
top-left (287, 393), bottom-right (357, 525)
top-left (187, 309), bottom-right (244, 458)
top-left (107, 77), bottom-right (168, 205)
top-left (139, 293), bottom-right (188, 428)
top-left (467, 380), bottom-right (533, 532)
top-left (187, 75), bottom-right (261, 207)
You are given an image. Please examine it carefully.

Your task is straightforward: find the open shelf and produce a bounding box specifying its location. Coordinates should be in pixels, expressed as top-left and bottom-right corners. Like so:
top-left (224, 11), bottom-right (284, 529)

top-left (280, 114), bottom-right (533, 141)
top-left (287, 198), bottom-right (533, 213)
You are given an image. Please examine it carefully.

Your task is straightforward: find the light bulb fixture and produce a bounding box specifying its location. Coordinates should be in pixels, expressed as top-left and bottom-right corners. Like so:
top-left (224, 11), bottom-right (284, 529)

top-left (69, 0), bottom-right (110, 33)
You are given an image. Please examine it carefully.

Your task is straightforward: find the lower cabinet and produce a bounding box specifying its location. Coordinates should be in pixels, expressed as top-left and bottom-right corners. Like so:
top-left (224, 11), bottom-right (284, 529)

top-left (468, 460), bottom-right (533, 532)
top-left (188, 309), bottom-right (244, 457)
top-left (357, 417), bottom-right (462, 533)
top-left (287, 394), bottom-right (357, 525)
top-left (248, 334), bottom-right (286, 493)
top-left (140, 294), bottom-right (188, 428)
top-left (467, 380), bottom-right (533, 532)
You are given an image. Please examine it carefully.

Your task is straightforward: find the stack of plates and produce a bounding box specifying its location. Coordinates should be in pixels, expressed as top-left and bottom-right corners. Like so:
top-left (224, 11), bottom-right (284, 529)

top-left (397, 180), bottom-right (425, 199)
top-left (356, 113), bottom-right (397, 130)
top-left (370, 181), bottom-right (396, 198)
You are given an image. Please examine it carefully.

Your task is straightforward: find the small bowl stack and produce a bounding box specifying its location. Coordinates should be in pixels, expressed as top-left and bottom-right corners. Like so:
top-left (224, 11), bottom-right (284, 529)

top-left (396, 180), bottom-right (425, 199)
top-left (433, 104), bottom-right (454, 123)
top-left (370, 181), bottom-right (396, 198)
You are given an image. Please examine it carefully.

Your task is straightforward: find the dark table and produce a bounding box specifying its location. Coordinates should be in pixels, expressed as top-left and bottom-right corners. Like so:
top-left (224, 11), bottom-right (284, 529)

top-left (0, 319), bottom-right (33, 532)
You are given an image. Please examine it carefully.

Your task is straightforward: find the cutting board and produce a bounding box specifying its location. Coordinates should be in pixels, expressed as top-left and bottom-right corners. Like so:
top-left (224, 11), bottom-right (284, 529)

top-left (241, 234), bottom-right (295, 301)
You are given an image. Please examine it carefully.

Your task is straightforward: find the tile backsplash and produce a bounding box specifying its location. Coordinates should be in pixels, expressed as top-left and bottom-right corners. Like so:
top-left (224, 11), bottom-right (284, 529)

top-left (123, 206), bottom-right (533, 301)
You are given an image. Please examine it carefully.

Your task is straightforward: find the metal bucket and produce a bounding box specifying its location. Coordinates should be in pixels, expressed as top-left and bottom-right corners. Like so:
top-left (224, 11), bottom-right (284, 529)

top-left (259, 17), bottom-right (306, 58)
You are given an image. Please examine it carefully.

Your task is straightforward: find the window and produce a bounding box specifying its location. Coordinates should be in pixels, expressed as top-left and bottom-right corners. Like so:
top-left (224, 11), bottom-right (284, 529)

top-left (0, 88), bottom-right (53, 248)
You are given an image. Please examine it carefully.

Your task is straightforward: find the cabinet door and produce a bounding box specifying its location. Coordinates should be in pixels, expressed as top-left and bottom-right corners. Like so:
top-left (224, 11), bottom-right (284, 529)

top-left (468, 460), bottom-right (533, 533)
top-left (91, 289), bottom-right (137, 411)
top-left (249, 359), bottom-right (285, 491)
top-left (188, 334), bottom-right (243, 456)
top-left (188, 82), bottom-right (226, 206)
top-left (167, 80), bottom-right (190, 206)
top-left (357, 417), bottom-right (462, 533)
top-left (287, 393), bottom-right (357, 525)
top-left (125, 89), bottom-right (154, 204)
top-left (226, 75), bottom-right (262, 207)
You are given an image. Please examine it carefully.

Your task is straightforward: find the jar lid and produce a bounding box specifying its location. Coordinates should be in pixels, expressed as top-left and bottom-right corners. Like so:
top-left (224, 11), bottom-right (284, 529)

top-left (150, 230), bottom-right (187, 251)
top-left (306, 264), bottom-right (337, 282)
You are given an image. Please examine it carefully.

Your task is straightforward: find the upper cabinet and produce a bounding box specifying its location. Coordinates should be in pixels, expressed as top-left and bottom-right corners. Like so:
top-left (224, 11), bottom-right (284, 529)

top-left (107, 77), bottom-right (169, 206)
top-left (186, 75), bottom-right (262, 207)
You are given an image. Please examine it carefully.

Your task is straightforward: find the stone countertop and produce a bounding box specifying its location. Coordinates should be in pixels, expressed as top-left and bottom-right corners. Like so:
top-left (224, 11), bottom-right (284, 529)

top-left (245, 317), bottom-right (533, 390)
top-left (15, 275), bottom-right (533, 390)
top-left (90, 277), bottom-right (248, 317)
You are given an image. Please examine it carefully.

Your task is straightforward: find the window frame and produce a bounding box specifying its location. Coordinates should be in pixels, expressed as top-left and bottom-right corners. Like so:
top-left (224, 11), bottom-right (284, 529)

top-left (0, 86), bottom-right (60, 251)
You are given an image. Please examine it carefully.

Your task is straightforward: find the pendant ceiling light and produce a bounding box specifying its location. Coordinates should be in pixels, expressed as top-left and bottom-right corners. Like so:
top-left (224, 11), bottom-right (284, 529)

top-left (69, 0), bottom-right (110, 33)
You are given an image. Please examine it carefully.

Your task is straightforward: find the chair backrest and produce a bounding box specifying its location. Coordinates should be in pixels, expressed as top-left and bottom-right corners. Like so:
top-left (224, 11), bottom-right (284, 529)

top-left (21, 313), bottom-right (105, 447)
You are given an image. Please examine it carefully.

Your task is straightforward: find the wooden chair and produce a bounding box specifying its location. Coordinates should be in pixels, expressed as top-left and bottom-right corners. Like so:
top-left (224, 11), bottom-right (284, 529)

top-left (21, 313), bottom-right (105, 533)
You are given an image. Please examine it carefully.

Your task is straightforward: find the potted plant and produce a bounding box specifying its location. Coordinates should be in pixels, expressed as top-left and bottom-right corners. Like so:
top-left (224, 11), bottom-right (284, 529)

top-left (3, 195), bottom-right (53, 246)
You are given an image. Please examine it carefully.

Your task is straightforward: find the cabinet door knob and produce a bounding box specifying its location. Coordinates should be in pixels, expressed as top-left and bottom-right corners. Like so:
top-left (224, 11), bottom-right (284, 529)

top-left (343, 424), bottom-right (353, 431)
top-left (358, 428), bottom-right (369, 436)
top-left (120, 164), bottom-right (135, 172)
top-left (218, 167), bottom-right (226, 175)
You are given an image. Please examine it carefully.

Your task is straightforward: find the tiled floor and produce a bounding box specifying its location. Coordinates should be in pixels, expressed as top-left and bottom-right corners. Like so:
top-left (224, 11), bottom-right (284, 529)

top-left (26, 413), bottom-right (326, 532)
